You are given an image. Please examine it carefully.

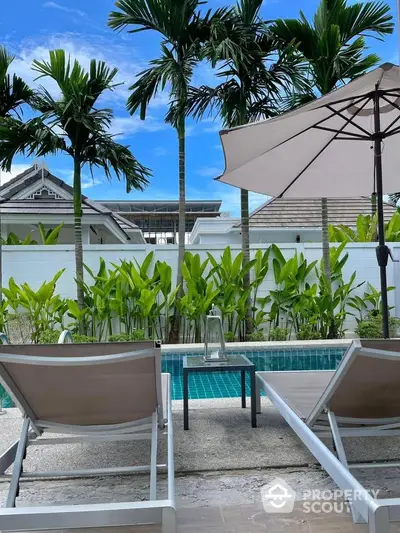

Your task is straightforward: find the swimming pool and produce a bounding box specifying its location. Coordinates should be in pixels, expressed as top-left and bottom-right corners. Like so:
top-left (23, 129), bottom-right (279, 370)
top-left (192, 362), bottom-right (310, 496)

top-left (162, 346), bottom-right (346, 400)
top-left (0, 346), bottom-right (346, 407)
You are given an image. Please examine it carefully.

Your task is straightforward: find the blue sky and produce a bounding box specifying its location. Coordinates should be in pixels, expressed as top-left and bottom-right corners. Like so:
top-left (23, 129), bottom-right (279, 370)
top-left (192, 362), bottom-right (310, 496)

top-left (1, 0), bottom-right (399, 215)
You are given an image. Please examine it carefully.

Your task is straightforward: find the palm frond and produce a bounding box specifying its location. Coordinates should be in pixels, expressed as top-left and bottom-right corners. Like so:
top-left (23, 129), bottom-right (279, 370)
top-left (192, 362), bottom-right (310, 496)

top-left (388, 193), bottom-right (400, 207)
top-left (0, 46), bottom-right (33, 118)
top-left (84, 134), bottom-right (151, 192)
top-left (33, 49), bottom-right (119, 107)
top-left (0, 50), bottom-right (150, 196)
top-left (333, 0), bottom-right (393, 41)
top-left (271, 0), bottom-right (394, 95)
top-left (109, 0), bottom-right (202, 42)
top-left (0, 116), bottom-right (68, 171)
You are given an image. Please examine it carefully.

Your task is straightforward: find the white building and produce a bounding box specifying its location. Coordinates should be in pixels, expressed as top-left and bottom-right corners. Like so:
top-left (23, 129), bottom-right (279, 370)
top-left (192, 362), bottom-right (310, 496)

top-left (0, 164), bottom-right (145, 244)
top-left (0, 164), bottom-right (222, 245)
top-left (1, 165), bottom-right (395, 246)
top-left (190, 197), bottom-right (397, 245)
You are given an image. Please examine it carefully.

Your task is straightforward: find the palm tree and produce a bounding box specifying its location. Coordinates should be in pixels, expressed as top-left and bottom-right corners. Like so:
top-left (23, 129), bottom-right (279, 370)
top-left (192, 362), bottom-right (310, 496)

top-left (186, 0), bottom-right (309, 337)
top-left (271, 0), bottom-right (393, 281)
top-left (0, 49), bottom-right (150, 318)
top-left (0, 46), bottom-right (33, 118)
top-left (0, 46), bottom-right (33, 305)
top-left (109, 0), bottom-right (225, 342)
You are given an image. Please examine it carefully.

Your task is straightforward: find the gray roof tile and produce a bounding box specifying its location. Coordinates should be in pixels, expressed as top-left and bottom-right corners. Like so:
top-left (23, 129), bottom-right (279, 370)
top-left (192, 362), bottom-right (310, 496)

top-left (248, 197), bottom-right (396, 228)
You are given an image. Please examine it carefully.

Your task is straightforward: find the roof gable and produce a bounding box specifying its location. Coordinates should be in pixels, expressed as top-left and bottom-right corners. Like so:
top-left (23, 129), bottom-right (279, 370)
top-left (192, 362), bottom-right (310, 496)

top-left (0, 165), bottom-right (142, 241)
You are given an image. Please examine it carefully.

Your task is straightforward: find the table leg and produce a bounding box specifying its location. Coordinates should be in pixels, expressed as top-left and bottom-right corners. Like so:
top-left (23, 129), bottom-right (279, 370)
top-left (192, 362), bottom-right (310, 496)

top-left (183, 369), bottom-right (189, 430)
top-left (250, 369), bottom-right (257, 428)
top-left (241, 370), bottom-right (246, 408)
top-left (256, 375), bottom-right (261, 414)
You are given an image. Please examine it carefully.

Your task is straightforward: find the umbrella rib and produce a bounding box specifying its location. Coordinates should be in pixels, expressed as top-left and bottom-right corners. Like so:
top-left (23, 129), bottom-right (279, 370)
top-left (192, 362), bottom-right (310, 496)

top-left (311, 90), bottom-right (375, 109)
top-left (278, 96), bottom-right (372, 198)
top-left (313, 125), bottom-right (369, 140)
top-left (380, 95), bottom-right (400, 134)
top-left (251, 95), bottom-right (370, 160)
top-left (325, 105), bottom-right (372, 137)
top-left (384, 125), bottom-right (400, 138)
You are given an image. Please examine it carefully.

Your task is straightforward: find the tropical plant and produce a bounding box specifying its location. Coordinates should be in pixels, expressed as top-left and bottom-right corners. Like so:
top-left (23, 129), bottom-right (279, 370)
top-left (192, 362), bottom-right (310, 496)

top-left (348, 282), bottom-right (395, 322)
top-left (109, 0), bottom-right (223, 343)
top-left (268, 327), bottom-right (289, 341)
top-left (0, 245), bottom-right (387, 343)
top-left (269, 244), bottom-right (318, 333)
top-left (179, 252), bottom-right (219, 343)
top-left (272, 0), bottom-right (394, 282)
top-left (109, 330), bottom-right (146, 342)
top-left (0, 46), bottom-right (33, 118)
top-left (207, 246), bottom-right (255, 339)
top-left (0, 46), bottom-right (34, 306)
top-left (330, 212), bottom-right (400, 242)
top-left (38, 329), bottom-right (96, 344)
top-left (0, 50), bottom-right (150, 319)
top-left (187, 0), bottom-right (309, 336)
top-left (224, 331), bottom-right (236, 342)
top-left (247, 330), bottom-right (265, 342)
top-left (2, 270), bottom-right (66, 343)
top-left (1, 222), bottom-right (64, 245)
top-left (355, 311), bottom-right (400, 338)
top-left (1, 232), bottom-right (38, 245)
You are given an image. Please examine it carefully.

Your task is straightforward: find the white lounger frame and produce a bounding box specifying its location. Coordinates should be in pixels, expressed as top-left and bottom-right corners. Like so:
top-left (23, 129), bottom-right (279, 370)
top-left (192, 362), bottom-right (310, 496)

top-left (0, 347), bottom-right (176, 533)
top-left (256, 343), bottom-right (400, 533)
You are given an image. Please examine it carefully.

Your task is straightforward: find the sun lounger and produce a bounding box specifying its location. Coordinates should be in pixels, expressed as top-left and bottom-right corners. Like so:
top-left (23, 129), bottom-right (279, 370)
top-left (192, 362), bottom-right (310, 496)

top-left (0, 341), bottom-right (175, 533)
top-left (256, 339), bottom-right (400, 533)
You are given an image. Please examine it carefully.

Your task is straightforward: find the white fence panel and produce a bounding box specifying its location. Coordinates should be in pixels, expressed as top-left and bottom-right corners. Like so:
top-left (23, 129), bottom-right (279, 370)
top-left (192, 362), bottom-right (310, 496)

top-left (2, 242), bottom-right (398, 333)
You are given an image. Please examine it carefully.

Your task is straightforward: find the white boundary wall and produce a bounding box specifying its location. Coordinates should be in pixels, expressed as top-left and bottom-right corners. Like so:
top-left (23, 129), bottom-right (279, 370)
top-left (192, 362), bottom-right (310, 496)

top-left (3, 243), bottom-right (400, 330)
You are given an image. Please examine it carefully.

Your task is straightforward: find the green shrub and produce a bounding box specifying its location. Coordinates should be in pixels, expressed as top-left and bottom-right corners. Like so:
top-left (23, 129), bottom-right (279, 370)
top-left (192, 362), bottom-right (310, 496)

top-left (224, 331), bottom-right (235, 342)
top-left (268, 327), bottom-right (289, 341)
top-left (247, 330), bottom-right (265, 342)
top-left (296, 324), bottom-right (322, 341)
top-left (108, 330), bottom-right (147, 342)
top-left (38, 330), bottom-right (60, 344)
top-left (38, 330), bottom-right (96, 344)
top-left (73, 334), bottom-right (96, 343)
top-left (355, 313), bottom-right (400, 339)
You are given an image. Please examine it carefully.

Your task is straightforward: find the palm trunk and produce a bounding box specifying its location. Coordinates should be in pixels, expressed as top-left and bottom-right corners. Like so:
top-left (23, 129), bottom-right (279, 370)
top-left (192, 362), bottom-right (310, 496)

top-left (73, 157), bottom-right (85, 323)
top-left (371, 193), bottom-right (378, 241)
top-left (241, 188), bottom-right (252, 338)
top-left (168, 120), bottom-right (186, 343)
top-left (321, 197), bottom-right (331, 282)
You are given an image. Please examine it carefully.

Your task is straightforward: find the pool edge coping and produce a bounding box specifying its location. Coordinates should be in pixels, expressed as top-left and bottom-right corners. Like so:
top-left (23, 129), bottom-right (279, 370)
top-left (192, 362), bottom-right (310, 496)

top-left (161, 338), bottom-right (352, 353)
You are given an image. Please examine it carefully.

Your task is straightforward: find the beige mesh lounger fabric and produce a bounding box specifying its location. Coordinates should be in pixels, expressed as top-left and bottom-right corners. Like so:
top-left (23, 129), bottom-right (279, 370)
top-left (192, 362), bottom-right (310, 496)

top-left (256, 339), bottom-right (400, 533)
top-left (0, 341), bottom-right (176, 533)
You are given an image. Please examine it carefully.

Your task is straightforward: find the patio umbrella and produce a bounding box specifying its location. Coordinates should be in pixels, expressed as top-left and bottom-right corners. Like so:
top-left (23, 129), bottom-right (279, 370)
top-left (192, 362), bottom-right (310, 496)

top-left (217, 63), bottom-right (400, 338)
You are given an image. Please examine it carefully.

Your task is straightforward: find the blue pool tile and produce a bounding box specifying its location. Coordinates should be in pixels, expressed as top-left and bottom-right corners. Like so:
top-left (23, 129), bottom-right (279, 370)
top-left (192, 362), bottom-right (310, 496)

top-left (0, 346), bottom-right (347, 406)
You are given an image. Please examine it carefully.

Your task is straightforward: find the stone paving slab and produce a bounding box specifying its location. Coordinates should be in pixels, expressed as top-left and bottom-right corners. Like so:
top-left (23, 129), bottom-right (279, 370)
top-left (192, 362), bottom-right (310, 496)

top-left (2, 400), bottom-right (400, 474)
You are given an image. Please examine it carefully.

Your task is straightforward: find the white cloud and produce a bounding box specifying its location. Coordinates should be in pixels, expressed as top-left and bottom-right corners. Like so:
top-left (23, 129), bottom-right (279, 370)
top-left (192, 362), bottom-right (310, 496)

top-left (0, 164), bottom-right (31, 186)
top-left (8, 33), bottom-right (174, 117)
top-left (56, 169), bottom-right (102, 189)
top-left (43, 2), bottom-right (86, 17)
top-left (110, 116), bottom-right (167, 138)
top-left (9, 34), bottom-right (146, 108)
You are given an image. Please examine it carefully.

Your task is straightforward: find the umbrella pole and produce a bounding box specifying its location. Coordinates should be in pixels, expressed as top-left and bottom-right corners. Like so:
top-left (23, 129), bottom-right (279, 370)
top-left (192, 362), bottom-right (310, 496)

top-left (373, 89), bottom-right (390, 338)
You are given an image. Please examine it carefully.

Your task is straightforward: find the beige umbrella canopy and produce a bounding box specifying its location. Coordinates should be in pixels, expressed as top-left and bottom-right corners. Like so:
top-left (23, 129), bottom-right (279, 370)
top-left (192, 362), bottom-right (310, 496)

top-left (217, 63), bottom-right (400, 337)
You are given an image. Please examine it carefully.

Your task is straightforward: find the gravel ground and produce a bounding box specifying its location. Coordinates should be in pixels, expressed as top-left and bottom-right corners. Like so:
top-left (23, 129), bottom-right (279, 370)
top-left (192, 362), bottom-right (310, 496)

top-left (2, 400), bottom-right (400, 511)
